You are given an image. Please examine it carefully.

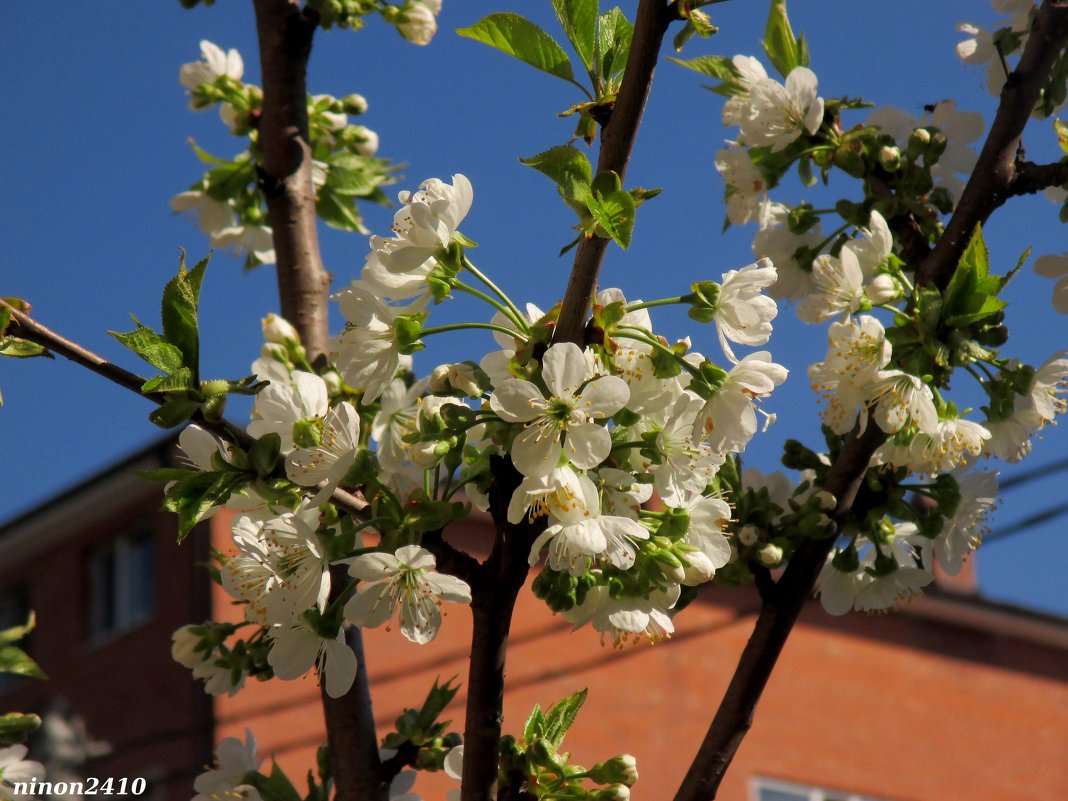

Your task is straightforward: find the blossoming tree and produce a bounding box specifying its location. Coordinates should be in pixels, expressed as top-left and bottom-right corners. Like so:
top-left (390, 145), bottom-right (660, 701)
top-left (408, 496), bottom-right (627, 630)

top-left (2, 0), bottom-right (1067, 800)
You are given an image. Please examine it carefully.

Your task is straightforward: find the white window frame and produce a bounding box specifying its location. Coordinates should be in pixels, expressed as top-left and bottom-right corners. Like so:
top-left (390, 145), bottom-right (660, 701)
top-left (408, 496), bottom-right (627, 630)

top-left (751, 776), bottom-right (897, 801)
top-left (89, 530), bottom-right (155, 643)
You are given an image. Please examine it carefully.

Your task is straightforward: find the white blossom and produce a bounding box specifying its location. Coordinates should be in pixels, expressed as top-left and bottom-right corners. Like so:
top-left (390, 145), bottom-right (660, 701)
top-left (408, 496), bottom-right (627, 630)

top-left (179, 40), bottom-right (244, 93)
top-left (713, 258), bottom-right (778, 363)
top-left (692, 351), bottom-right (788, 452)
top-left (248, 371), bottom-right (328, 453)
top-left (345, 545), bottom-right (472, 644)
top-left (1033, 253), bottom-right (1068, 313)
top-left (268, 622), bottom-right (358, 699)
top-left (395, 0), bottom-right (442, 45)
top-left (286, 402), bottom-right (362, 499)
top-left (192, 731), bottom-right (261, 801)
top-left (563, 582), bottom-right (679, 647)
top-left (735, 67), bottom-right (824, 151)
top-left (491, 342), bottom-right (629, 477)
top-left (715, 142), bottom-right (767, 225)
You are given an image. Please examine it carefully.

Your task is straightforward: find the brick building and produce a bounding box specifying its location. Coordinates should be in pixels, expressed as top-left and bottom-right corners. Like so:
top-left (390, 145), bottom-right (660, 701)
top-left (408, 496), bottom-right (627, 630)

top-left (1, 439), bottom-right (1066, 801)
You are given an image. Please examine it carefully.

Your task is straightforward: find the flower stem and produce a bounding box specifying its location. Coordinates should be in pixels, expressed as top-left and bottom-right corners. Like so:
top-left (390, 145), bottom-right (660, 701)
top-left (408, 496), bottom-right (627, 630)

top-left (420, 322), bottom-right (529, 341)
top-left (451, 280), bottom-right (526, 332)
top-left (462, 257), bottom-right (529, 332)
top-left (625, 296), bottom-right (687, 312)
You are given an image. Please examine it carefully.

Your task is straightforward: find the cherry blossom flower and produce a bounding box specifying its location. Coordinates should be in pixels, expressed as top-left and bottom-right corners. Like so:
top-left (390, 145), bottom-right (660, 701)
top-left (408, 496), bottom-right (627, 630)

top-left (192, 731), bottom-right (261, 801)
top-left (721, 55), bottom-right (769, 127)
top-left (564, 582), bottom-right (680, 647)
top-left (868, 370), bottom-right (938, 436)
top-left (179, 40), bottom-right (244, 93)
top-left (527, 474), bottom-right (650, 576)
top-left (692, 351), bottom-right (788, 452)
top-left (876, 417), bottom-right (990, 475)
top-left (712, 258), bottom-right (778, 363)
top-left (506, 466), bottom-right (585, 525)
top-left (673, 493), bottom-right (733, 584)
top-left (172, 625), bottom-right (245, 697)
top-left (1033, 253), bottom-right (1068, 313)
top-left (286, 402), bottom-right (362, 499)
top-left (796, 247), bottom-right (868, 324)
top-left (247, 371), bottom-right (329, 452)
top-left (490, 342), bottom-right (629, 477)
top-left (268, 622), bottom-right (358, 699)
top-left (345, 545), bottom-right (472, 644)
top-left (920, 470), bottom-right (998, 576)
top-left (334, 282), bottom-right (419, 404)
top-left (0, 745), bottom-right (45, 800)
top-left (212, 224), bottom-right (276, 265)
top-left (715, 143), bottom-right (767, 225)
top-left (395, 0), bottom-right (442, 45)
top-left (650, 393), bottom-right (724, 506)
top-left (170, 191), bottom-right (234, 239)
top-left (752, 201), bottom-right (821, 300)
top-left (808, 316), bottom-right (892, 435)
top-left (377, 174), bottom-right (472, 275)
top-left (736, 67), bottom-right (824, 151)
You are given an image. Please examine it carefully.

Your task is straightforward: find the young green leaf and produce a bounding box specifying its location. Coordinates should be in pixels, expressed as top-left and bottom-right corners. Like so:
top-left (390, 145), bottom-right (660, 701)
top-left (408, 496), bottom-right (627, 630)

top-left (551, 0), bottom-right (598, 75)
top-left (458, 14), bottom-right (575, 83)
top-left (762, 0), bottom-right (803, 79)
top-left (586, 183), bottom-right (636, 249)
top-left (161, 251), bottom-right (209, 380)
top-left (597, 7), bottom-right (634, 87)
top-left (541, 688), bottom-right (588, 748)
top-left (0, 645), bottom-right (46, 680)
top-left (164, 470), bottom-right (247, 542)
top-left (520, 144), bottom-right (594, 214)
top-left (941, 224), bottom-right (1009, 328)
top-left (0, 613), bottom-right (36, 646)
top-left (109, 321), bottom-right (186, 375)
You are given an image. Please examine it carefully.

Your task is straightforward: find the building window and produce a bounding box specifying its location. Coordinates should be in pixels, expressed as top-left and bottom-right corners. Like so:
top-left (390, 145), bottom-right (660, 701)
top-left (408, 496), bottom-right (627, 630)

top-left (752, 778), bottom-right (897, 801)
top-left (89, 529), bottom-right (155, 641)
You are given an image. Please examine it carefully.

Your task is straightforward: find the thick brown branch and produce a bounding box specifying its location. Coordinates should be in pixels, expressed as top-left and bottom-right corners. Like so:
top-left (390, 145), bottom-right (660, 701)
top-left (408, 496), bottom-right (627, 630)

top-left (554, 0), bottom-right (679, 344)
top-left (673, 424), bottom-right (886, 801)
top-left (1009, 157), bottom-right (1068, 196)
top-left (321, 626), bottom-right (388, 801)
top-left (253, 0), bottom-right (332, 364)
top-left (916, 0), bottom-right (1068, 288)
top-left (460, 458), bottom-right (541, 801)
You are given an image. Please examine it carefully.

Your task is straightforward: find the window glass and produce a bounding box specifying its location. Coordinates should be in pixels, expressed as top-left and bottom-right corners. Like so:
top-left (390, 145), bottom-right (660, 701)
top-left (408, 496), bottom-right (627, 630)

top-left (89, 529), bottom-right (156, 641)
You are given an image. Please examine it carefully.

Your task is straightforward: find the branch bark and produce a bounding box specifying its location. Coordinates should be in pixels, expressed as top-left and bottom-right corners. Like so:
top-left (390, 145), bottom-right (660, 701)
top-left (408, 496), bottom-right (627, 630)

top-left (915, 0), bottom-right (1068, 288)
top-left (253, 0), bottom-right (332, 365)
top-left (252, 4), bottom-right (383, 798)
top-left (555, 0), bottom-right (680, 344)
top-left (674, 8), bottom-right (1068, 797)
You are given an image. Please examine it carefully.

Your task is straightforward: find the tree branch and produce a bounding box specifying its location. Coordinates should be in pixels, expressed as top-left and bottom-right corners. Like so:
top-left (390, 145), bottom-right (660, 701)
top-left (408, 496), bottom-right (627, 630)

top-left (915, 0), bottom-right (1068, 288)
top-left (253, 0), bottom-right (332, 365)
top-left (673, 424), bottom-right (886, 801)
top-left (674, 10), bottom-right (1068, 796)
top-left (554, 0), bottom-right (680, 344)
top-left (460, 457), bottom-right (541, 801)
top-left (321, 607), bottom-right (388, 801)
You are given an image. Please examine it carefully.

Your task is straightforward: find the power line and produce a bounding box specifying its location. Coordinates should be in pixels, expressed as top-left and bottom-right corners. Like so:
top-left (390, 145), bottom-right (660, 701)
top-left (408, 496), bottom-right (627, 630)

top-left (998, 455), bottom-right (1068, 491)
top-left (985, 500), bottom-right (1068, 544)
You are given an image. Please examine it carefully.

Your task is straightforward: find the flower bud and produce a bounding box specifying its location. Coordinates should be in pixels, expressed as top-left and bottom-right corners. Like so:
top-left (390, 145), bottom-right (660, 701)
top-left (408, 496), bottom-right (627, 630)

top-left (171, 625), bottom-right (205, 668)
top-left (262, 313), bottom-right (299, 345)
top-left (593, 755), bottom-right (639, 787)
top-left (595, 785), bottom-right (631, 801)
top-left (448, 363), bottom-right (483, 397)
top-left (341, 93), bottom-right (368, 115)
top-left (757, 543), bottom-right (784, 567)
top-left (429, 364), bottom-right (451, 393)
top-left (322, 370), bottom-right (342, 395)
top-left (812, 490), bottom-right (837, 511)
top-left (353, 125), bottom-right (379, 157)
top-left (738, 525), bottom-right (761, 547)
top-left (878, 144), bottom-right (901, 171)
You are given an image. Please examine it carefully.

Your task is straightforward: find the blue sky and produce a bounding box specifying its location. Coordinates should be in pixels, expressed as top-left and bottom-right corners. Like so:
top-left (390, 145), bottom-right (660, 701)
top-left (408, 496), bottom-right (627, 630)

top-left (2, 2), bottom-right (1066, 615)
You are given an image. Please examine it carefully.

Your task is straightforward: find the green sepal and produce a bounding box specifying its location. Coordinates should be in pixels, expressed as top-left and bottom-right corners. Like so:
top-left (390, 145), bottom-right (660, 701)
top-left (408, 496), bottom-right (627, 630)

top-left (458, 13), bottom-right (575, 83)
top-left (0, 713), bottom-right (41, 746)
top-left (249, 433), bottom-right (282, 477)
top-left (0, 613), bottom-right (36, 646)
top-left (686, 281), bottom-right (721, 324)
top-left (393, 314), bottom-right (426, 355)
top-left (649, 341), bottom-right (685, 379)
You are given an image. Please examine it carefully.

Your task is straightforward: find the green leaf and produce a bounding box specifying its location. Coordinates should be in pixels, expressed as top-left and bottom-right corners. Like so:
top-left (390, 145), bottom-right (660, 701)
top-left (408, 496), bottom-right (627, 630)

top-left (762, 0), bottom-right (802, 79)
top-left (597, 8), bottom-right (634, 85)
top-left (317, 187), bottom-right (368, 234)
top-left (522, 704), bottom-right (546, 744)
top-left (326, 154), bottom-right (392, 197)
top-left (0, 645), bottom-right (46, 680)
top-left (258, 762), bottom-right (302, 801)
top-left (942, 224), bottom-right (1009, 327)
top-left (164, 471), bottom-right (246, 542)
top-left (520, 145), bottom-right (593, 214)
top-left (248, 433), bottom-right (282, 477)
top-left (668, 54), bottom-right (739, 96)
top-left (541, 688), bottom-right (588, 748)
top-left (586, 187), bottom-right (636, 249)
top-left (142, 367), bottom-right (196, 394)
top-left (108, 321), bottom-right (185, 375)
top-left (458, 14), bottom-right (575, 83)
top-left (1054, 118), bottom-right (1068, 156)
top-left (0, 713), bottom-right (41, 746)
top-left (551, 0), bottom-right (598, 74)
top-left (0, 613), bottom-right (36, 646)
top-left (0, 338), bottom-right (49, 359)
top-left (149, 397), bottom-right (203, 429)
top-left (161, 251), bottom-right (209, 380)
